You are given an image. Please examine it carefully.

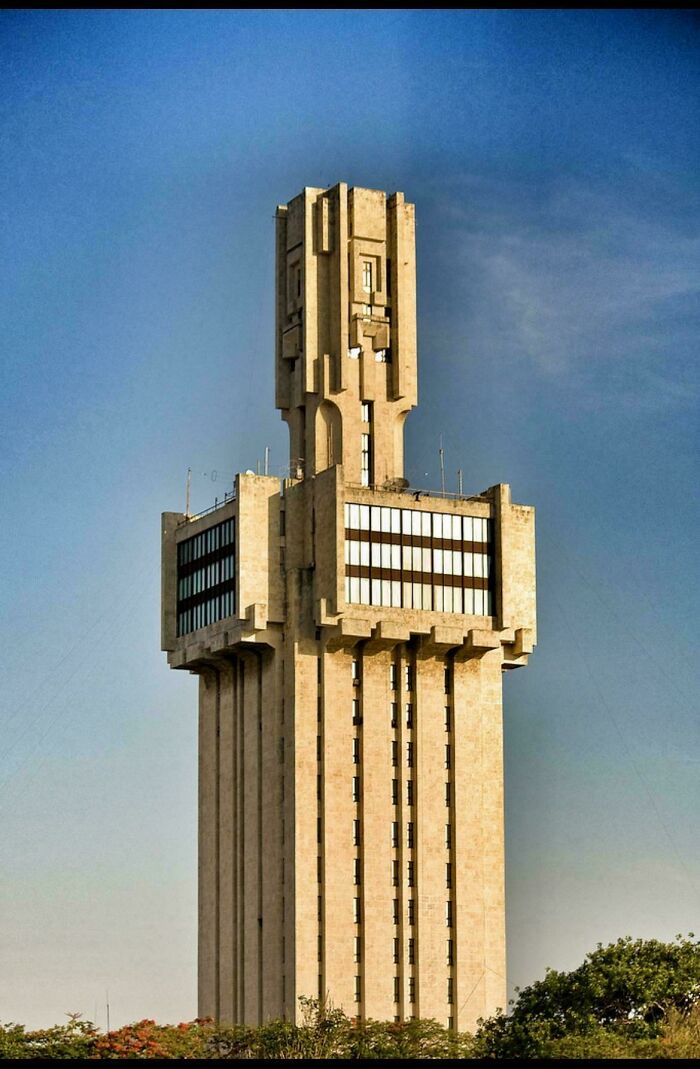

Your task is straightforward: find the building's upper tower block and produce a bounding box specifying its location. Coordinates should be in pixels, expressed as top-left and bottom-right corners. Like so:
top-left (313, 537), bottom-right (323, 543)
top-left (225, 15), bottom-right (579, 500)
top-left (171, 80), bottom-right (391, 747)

top-left (275, 183), bottom-right (417, 487)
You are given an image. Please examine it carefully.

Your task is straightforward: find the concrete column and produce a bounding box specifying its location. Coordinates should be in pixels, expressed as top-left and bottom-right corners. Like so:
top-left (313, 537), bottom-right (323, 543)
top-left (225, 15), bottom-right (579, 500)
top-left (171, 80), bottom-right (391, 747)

top-left (198, 668), bottom-right (219, 1020)
top-left (217, 662), bottom-right (237, 1023)
top-left (452, 649), bottom-right (506, 1033)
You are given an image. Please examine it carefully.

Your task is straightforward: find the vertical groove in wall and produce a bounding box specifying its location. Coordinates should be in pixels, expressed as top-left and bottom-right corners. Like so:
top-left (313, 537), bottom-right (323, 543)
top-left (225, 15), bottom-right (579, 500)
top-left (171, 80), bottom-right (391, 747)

top-left (238, 659), bottom-right (246, 1021)
top-left (446, 651), bottom-right (456, 1026)
top-left (214, 667), bottom-right (221, 1022)
top-left (257, 651), bottom-right (264, 1025)
top-left (231, 657), bottom-right (239, 1027)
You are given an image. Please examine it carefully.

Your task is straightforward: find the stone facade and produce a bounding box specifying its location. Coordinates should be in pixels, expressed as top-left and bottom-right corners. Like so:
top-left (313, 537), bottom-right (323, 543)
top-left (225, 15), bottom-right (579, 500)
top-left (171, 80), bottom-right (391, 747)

top-left (161, 183), bottom-right (536, 1033)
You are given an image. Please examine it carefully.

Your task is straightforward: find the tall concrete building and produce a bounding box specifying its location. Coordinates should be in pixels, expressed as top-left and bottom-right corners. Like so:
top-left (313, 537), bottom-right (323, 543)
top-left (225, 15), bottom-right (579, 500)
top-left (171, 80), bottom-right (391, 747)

top-left (161, 183), bottom-right (536, 1033)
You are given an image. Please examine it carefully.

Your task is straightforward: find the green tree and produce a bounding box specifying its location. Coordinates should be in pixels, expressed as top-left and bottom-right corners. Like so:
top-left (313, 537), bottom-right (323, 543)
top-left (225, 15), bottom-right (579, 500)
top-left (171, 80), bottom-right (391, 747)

top-left (474, 934), bottom-right (700, 1059)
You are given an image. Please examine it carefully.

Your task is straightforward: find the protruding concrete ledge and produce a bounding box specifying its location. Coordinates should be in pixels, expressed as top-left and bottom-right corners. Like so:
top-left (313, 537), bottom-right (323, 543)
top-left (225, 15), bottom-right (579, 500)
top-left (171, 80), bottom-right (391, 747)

top-left (419, 625), bottom-right (465, 655)
top-left (325, 616), bottom-right (373, 650)
top-left (513, 627), bottom-right (535, 656)
top-left (451, 628), bottom-right (502, 660)
top-left (365, 620), bottom-right (412, 651)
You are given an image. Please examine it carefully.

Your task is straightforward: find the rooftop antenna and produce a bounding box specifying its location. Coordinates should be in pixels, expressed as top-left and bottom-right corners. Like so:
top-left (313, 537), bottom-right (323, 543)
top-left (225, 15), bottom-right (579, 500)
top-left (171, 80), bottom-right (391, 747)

top-left (457, 468), bottom-right (463, 496)
top-left (106, 989), bottom-right (110, 1034)
top-left (264, 446), bottom-right (270, 476)
top-left (185, 467), bottom-right (191, 518)
top-left (439, 437), bottom-right (446, 496)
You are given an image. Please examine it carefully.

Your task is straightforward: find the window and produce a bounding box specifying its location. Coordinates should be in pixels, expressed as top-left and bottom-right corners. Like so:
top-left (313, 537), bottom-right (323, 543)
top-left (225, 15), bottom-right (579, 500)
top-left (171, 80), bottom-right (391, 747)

top-left (393, 898), bottom-right (400, 926)
top-left (353, 819), bottom-right (360, 847)
top-left (355, 975), bottom-right (361, 1003)
top-left (352, 659), bottom-right (360, 685)
top-left (404, 665), bottom-right (413, 692)
top-left (352, 698), bottom-right (361, 725)
top-left (407, 861), bottom-right (414, 887)
top-left (445, 823), bottom-right (452, 850)
top-left (389, 664), bottom-right (398, 690)
top-left (392, 740), bottom-right (398, 767)
top-left (392, 779), bottom-right (399, 806)
top-left (352, 776), bottom-right (360, 803)
top-left (407, 780), bottom-right (414, 807)
top-left (405, 703), bottom-right (413, 728)
top-left (446, 862), bottom-right (452, 889)
top-left (393, 937), bottom-right (399, 964)
top-left (445, 744), bottom-right (451, 770)
top-left (390, 702), bottom-right (398, 728)
top-left (393, 976), bottom-right (400, 1004)
top-left (445, 900), bottom-right (453, 928)
top-left (444, 666), bottom-right (451, 694)
top-left (406, 741), bottom-right (414, 768)
top-left (408, 938), bottom-right (415, 965)
top-left (318, 934), bottom-right (322, 962)
top-left (408, 977), bottom-right (415, 1004)
top-left (317, 817), bottom-right (321, 844)
top-left (408, 899), bottom-right (415, 926)
top-left (447, 978), bottom-right (454, 1005)
top-left (362, 260), bottom-right (373, 292)
top-left (392, 860), bottom-right (399, 886)
top-left (444, 706), bottom-right (451, 732)
top-left (446, 939), bottom-right (454, 966)
top-left (445, 781), bottom-right (451, 807)
top-left (317, 856), bottom-right (322, 884)
top-left (353, 738), bottom-right (360, 764)
top-left (354, 898), bottom-right (361, 924)
top-left (354, 858), bottom-right (361, 885)
top-left (354, 936), bottom-right (361, 963)
top-left (407, 822), bottom-right (414, 850)
top-left (391, 821), bottom-right (399, 849)
top-left (361, 402), bottom-right (371, 423)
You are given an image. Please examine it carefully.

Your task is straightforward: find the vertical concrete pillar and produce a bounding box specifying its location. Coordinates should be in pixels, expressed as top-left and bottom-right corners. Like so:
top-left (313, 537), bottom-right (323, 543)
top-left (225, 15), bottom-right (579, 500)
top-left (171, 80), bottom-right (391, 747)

top-left (198, 668), bottom-right (219, 1020)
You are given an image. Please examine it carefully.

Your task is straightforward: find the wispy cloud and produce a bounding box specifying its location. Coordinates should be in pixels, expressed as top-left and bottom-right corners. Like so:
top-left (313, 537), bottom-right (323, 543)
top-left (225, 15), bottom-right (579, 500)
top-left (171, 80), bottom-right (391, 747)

top-left (433, 172), bottom-right (700, 414)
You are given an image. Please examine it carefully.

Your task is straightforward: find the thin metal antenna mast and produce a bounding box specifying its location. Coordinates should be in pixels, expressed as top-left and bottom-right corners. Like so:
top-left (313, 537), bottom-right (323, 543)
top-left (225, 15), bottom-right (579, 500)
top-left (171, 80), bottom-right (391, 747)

top-left (457, 468), bottom-right (463, 495)
top-left (185, 468), bottom-right (191, 518)
top-left (264, 446), bottom-right (270, 476)
top-left (439, 437), bottom-right (446, 495)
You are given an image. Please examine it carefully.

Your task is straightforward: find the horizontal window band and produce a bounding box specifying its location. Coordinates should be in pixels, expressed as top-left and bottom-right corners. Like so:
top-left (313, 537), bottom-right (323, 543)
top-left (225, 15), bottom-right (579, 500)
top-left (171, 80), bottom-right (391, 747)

top-left (177, 577), bottom-right (236, 612)
top-left (345, 529), bottom-right (490, 552)
top-left (345, 566), bottom-right (490, 591)
top-left (177, 544), bottom-right (235, 578)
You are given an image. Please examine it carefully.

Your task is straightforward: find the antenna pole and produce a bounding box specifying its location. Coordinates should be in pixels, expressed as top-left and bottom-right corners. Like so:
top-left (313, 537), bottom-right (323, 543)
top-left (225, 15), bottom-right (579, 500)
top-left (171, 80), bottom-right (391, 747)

top-left (439, 438), bottom-right (445, 496)
top-left (264, 446), bottom-right (270, 476)
top-left (106, 990), bottom-right (110, 1034)
top-left (457, 468), bottom-right (463, 495)
top-left (185, 468), bottom-right (191, 518)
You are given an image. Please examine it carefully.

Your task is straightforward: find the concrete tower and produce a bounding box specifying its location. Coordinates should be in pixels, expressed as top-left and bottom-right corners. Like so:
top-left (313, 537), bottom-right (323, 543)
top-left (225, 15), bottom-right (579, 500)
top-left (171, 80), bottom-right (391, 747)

top-left (161, 182), bottom-right (536, 1032)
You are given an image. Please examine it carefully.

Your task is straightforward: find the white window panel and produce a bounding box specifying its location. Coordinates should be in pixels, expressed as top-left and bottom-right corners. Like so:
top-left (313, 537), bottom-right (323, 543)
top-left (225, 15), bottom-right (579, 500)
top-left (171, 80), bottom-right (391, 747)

top-left (453, 587), bottom-right (463, 614)
top-left (391, 544), bottom-right (401, 570)
top-left (443, 585), bottom-right (454, 613)
top-left (391, 508), bottom-right (401, 533)
top-left (344, 541), bottom-right (351, 565)
top-left (463, 516), bottom-right (473, 542)
top-left (360, 578), bottom-right (370, 604)
top-left (463, 552), bottom-right (473, 576)
top-left (482, 554), bottom-right (490, 578)
top-left (412, 546), bottom-right (422, 572)
top-left (402, 508), bottom-right (412, 533)
top-left (350, 576), bottom-right (360, 603)
top-left (434, 585), bottom-right (444, 612)
top-left (359, 504), bottom-right (370, 529)
top-left (392, 581), bottom-right (401, 607)
top-left (443, 550), bottom-right (453, 575)
top-left (434, 549), bottom-right (443, 573)
top-left (360, 542), bottom-right (370, 567)
top-left (422, 547), bottom-right (431, 572)
top-left (382, 580), bottom-right (391, 606)
top-left (412, 583), bottom-right (423, 609)
top-left (381, 507), bottom-right (391, 532)
top-left (371, 505), bottom-right (381, 530)
top-left (402, 545), bottom-right (412, 570)
top-left (474, 553), bottom-right (484, 578)
top-left (421, 512), bottom-right (431, 538)
top-left (474, 588), bottom-right (485, 615)
top-left (423, 583), bottom-right (432, 610)
top-left (453, 551), bottom-right (463, 576)
top-left (349, 503), bottom-right (360, 530)
top-left (411, 511), bottom-right (421, 536)
top-left (381, 543), bottom-right (391, 568)
top-left (463, 587), bottom-right (474, 614)
top-left (350, 540), bottom-right (360, 566)
top-left (433, 513), bottom-right (443, 538)
top-left (371, 579), bottom-right (381, 605)
top-left (372, 543), bottom-right (382, 568)
top-left (403, 582), bottom-right (413, 609)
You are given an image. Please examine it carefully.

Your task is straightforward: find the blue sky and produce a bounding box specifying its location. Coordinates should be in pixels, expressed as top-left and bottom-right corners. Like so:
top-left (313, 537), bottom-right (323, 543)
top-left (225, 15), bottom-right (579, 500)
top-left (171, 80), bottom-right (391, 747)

top-left (1, 9), bottom-right (698, 1029)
